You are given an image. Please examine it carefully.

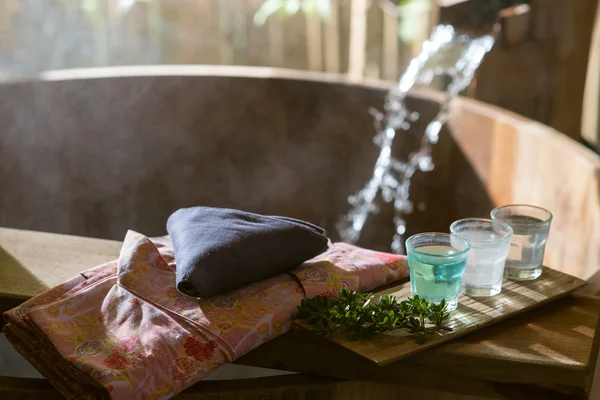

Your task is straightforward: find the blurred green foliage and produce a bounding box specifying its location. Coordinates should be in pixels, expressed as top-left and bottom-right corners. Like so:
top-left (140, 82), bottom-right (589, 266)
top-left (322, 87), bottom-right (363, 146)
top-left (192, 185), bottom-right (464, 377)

top-left (59, 0), bottom-right (531, 44)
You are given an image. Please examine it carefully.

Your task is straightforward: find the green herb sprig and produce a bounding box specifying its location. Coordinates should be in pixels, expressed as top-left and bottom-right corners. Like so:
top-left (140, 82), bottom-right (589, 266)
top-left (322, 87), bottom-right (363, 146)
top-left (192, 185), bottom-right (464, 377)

top-left (296, 288), bottom-right (451, 344)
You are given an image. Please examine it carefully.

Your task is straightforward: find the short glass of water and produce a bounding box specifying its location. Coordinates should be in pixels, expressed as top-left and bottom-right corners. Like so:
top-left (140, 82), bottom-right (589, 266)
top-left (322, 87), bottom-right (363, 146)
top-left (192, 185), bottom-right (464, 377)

top-left (450, 218), bottom-right (513, 296)
top-left (406, 233), bottom-right (470, 312)
top-left (490, 205), bottom-right (552, 281)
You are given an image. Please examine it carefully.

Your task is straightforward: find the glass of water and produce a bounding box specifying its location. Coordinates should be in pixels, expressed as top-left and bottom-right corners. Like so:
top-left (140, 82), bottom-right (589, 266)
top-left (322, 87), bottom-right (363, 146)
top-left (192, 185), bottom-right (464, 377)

top-left (406, 233), bottom-right (470, 312)
top-left (450, 218), bottom-right (513, 296)
top-left (490, 205), bottom-right (552, 280)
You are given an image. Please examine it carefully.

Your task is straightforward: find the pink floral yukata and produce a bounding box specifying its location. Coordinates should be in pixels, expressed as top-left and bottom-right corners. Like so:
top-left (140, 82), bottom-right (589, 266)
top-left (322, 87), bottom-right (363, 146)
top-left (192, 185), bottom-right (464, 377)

top-left (3, 230), bottom-right (408, 399)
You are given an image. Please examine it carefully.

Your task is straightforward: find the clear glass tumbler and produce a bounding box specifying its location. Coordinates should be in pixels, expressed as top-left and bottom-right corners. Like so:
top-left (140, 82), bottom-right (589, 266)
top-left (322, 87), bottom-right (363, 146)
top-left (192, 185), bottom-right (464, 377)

top-left (405, 233), bottom-right (470, 312)
top-left (490, 205), bottom-right (552, 281)
top-left (450, 218), bottom-right (513, 296)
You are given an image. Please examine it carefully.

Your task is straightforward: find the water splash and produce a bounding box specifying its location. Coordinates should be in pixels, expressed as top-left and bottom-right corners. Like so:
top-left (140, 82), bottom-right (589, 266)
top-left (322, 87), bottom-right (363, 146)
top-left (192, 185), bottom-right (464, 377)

top-left (336, 25), bottom-right (494, 254)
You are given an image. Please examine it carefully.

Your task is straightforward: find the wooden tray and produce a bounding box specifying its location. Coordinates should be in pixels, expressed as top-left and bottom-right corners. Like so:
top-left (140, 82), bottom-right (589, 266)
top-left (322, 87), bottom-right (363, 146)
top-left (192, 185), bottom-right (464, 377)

top-left (295, 266), bottom-right (586, 366)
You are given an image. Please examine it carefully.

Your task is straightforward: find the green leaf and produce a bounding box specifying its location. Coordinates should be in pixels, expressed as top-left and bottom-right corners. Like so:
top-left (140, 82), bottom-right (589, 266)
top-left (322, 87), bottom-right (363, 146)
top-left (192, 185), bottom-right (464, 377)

top-left (397, 0), bottom-right (433, 43)
top-left (315, 0), bottom-right (332, 18)
top-left (253, 0), bottom-right (331, 26)
top-left (297, 288), bottom-right (450, 344)
top-left (253, 0), bottom-right (284, 25)
top-left (285, 0), bottom-right (301, 14)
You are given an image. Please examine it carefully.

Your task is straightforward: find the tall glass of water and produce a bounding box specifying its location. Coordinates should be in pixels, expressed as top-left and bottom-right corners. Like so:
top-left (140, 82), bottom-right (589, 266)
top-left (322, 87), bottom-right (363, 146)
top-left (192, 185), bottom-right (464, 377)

top-left (491, 205), bottom-right (552, 280)
top-left (406, 233), bottom-right (470, 312)
top-left (450, 218), bottom-right (512, 296)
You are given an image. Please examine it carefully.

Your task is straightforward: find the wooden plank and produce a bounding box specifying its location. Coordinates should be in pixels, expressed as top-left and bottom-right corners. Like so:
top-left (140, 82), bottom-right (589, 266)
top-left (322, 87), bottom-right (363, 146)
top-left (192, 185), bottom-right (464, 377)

top-left (381, 3), bottom-right (398, 80)
top-left (414, 295), bottom-right (600, 393)
top-left (239, 296), bottom-right (600, 396)
top-left (219, 0), bottom-right (235, 65)
top-left (324, 0), bottom-right (341, 73)
top-left (582, 2), bottom-right (600, 151)
top-left (543, 0), bottom-right (598, 142)
top-left (410, 2), bottom-right (434, 59)
top-left (1, 227), bottom-right (598, 397)
top-left (297, 267), bottom-right (587, 366)
top-left (92, 0), bottom-right (109, 66)
top-left (0, 374), bottom-right (537, 400)
top-left (590, 321), bottom-right (600, 399)
top-left (161, 0), bottom-right (220, 65)
top-left (156, 0), bottom-right (179, 63)
top-left (348, 0), bottom-right (367, 80)
top-left (145, 0), bottom-right (162, 62)
top-left (364, 0), bottom-right (382, 79)
top-left (0, 0), bottom-right (18, 37)
top-left (0, 377), bottom-right (66, 400)
top-left (589, 298), bottom-right (600, 399)
top-left (497, 4), bottom-right (531, 48)
top-left (282, 10), bottom-right (309, 70)
top-left (245, 0), bottom-right (271, 67)
top-left (0, 228), bottom-right (121, 300)
top-left (231, 0), bottom-right (248, 65)
top-left (266, 8), bottom-right (284, 67)
top-left (305, 12), bottom-right (323, 71)
top-left (338, 0), bottom-right (351, 73)
top-left (240, 331), bottom-right (520, 399)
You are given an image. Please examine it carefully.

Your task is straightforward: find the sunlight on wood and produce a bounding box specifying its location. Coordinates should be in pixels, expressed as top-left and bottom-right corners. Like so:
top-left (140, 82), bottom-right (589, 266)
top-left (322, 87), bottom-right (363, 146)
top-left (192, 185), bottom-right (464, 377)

top-left (529, 343), bottom-right (580, 366)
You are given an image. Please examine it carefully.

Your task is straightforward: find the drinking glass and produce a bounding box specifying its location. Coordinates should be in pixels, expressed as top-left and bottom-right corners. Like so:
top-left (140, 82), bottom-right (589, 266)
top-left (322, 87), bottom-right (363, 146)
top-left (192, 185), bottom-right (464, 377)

top-left (490, 205), bottom-right (552, 280)
top-left (450, 218), bottom-right (513, 296)
top-left (405, 233), bottom-right (470, 312)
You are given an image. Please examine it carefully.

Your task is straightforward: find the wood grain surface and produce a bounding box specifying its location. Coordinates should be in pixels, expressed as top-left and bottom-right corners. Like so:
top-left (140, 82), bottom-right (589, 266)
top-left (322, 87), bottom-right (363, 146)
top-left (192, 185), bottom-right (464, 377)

top-left (0, 228), bottom-right (121, 300)
top-left (582, 0), bottom-right (600, 151)
top-left (2, 228), bottom-right (599, 397)
top-left (0, 374), bottom-right (514, 400)
top-left (240, 295), bottom-right (600, 397)
top-left (296, 267), bottom-right (587, 366)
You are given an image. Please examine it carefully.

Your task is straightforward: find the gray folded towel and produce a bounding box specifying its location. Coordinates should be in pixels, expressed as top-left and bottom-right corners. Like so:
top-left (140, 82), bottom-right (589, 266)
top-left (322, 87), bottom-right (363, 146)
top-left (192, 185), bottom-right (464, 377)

top-left (167, 207), bottom-right (329, 297)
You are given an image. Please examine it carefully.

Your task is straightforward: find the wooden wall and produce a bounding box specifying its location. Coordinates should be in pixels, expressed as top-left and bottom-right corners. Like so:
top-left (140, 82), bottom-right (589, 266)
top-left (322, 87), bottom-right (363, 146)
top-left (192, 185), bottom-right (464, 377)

top-left (583, 2), bottom-right (600, 151)
top-left (441, 0), bottom-right (600, 142)
top-left (2, 1), bottom-right (598, 145)
top-left (0, 0), bottom-right (435, 81)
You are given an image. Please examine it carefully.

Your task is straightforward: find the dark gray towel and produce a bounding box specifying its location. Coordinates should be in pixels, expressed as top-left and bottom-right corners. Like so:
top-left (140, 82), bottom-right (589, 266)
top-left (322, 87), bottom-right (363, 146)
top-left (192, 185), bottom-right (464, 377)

top-left (167, 207), bottom-right (329, 297)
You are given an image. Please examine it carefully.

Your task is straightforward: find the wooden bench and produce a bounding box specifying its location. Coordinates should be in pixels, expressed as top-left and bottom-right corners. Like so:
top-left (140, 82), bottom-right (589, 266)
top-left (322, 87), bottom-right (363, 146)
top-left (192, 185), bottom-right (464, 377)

top-left (1, 227), bottom-right (599, 399)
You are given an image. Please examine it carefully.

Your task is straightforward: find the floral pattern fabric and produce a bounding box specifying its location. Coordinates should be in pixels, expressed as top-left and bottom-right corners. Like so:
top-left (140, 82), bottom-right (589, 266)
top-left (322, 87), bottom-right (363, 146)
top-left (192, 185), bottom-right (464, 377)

top-left (3, 230), bottom-right (408, 400)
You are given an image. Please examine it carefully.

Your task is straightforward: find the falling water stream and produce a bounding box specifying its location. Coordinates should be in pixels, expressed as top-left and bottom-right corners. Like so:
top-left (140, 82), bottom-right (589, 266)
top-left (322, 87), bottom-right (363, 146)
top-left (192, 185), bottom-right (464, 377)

top-left (336, 25), bottom-right (495, 254)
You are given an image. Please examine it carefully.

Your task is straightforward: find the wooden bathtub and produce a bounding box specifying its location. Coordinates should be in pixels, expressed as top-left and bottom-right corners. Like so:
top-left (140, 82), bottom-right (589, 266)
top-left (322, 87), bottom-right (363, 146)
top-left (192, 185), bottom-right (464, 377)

top-left (1, 66), bottom-right (600, 399)
top-left (0, 66), bottom-right (598, 282)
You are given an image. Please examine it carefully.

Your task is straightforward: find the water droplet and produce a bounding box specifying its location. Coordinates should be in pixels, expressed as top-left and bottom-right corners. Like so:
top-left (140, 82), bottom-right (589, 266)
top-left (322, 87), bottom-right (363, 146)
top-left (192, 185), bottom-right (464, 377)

top-left (420, 70), bottom-right (435, 84)
top-left (418, 156), bottom-right (434, 172)
top-left (425, 120), bottom-right (442, 143)
top-left (391, 235), bottom-right (405, 254)
top-left (335, 25), bottom-right (494, 251)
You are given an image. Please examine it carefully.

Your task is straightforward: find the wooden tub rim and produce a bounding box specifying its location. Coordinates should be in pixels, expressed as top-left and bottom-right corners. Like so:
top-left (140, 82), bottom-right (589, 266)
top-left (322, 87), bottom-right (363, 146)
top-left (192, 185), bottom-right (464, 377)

top-left (22, 64), bottom-right (598, 169)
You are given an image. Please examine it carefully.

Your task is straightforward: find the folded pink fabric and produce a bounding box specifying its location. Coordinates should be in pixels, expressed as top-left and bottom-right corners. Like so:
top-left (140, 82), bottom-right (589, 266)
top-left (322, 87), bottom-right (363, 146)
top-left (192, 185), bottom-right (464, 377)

top-left (3, 230), bottom-right (408, 399)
